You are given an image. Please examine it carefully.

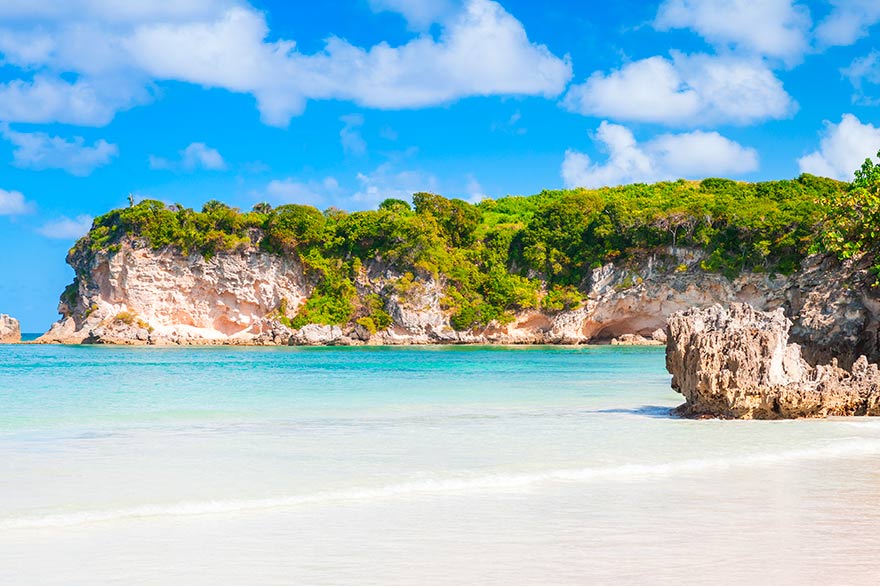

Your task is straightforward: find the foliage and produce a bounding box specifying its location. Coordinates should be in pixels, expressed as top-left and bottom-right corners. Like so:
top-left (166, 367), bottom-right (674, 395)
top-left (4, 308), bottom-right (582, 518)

top-left (356, 294), bottom-right (393, 334)
top-left (73, 169), bottom-right (856, 330)
top-left (113, 311), bottom-right (151, 331)
top-left (541, 284), bottom-right (584, 312)
top-left (812, 151), bottom-right (880, 279)
top-left (814, 152), bottom-right (880, 259)
top-left (289, 251), bottom-right (356, 328)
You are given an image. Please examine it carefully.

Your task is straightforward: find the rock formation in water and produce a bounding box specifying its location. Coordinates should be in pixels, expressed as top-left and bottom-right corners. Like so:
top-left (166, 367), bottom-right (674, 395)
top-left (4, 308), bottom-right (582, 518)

top-left (0, 314), bottom-right (21, 343)
top-left (36, 233), bottom-right (880, 353)
top-left (666, 303), bottom-right (880, 419)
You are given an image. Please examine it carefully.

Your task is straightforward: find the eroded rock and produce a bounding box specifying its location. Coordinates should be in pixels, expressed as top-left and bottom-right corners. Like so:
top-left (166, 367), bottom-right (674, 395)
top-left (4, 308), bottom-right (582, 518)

top-left (666, 303), bottom-right (880, 419)
top-left (34, 235), bottom-right (880, 349)
top-left (0, 314), bottom-right (21, 343)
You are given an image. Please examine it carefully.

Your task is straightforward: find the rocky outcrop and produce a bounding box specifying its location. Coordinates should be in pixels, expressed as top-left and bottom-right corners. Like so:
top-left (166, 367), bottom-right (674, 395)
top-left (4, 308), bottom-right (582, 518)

top-left (35, 236), bottom-right (880, 349)
top-left (784, 254), bottom-right (880, 368)
top-left (666, 303), bottom-right (880, 419)
top-left (38, 239), bottom-right (308, 345)
top-left (0, 314), bottom-right (20, 343)
top-left (610, 330), bottom-right (666, 346)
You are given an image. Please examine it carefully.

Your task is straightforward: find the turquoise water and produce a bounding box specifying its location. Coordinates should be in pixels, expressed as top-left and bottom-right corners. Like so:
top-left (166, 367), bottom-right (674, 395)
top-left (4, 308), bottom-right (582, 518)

top-left (2, 344), bottom-right (880, 585)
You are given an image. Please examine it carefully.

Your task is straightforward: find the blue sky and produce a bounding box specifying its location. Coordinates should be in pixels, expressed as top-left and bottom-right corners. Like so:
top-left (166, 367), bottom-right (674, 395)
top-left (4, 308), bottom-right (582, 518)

top-left (1, 0), bottom-right (880, 331)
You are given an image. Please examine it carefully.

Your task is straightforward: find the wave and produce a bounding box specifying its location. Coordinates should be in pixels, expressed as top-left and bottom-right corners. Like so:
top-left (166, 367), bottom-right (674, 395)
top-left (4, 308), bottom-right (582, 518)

top-left (4, 438), bottom-right (879, 530)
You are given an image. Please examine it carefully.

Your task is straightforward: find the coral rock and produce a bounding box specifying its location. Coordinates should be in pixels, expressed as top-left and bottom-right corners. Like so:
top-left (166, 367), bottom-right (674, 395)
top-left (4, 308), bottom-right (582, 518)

top-left (0, 314), bottom-right (21, 343)
top-left (666, 303), bottom-right (880, 419)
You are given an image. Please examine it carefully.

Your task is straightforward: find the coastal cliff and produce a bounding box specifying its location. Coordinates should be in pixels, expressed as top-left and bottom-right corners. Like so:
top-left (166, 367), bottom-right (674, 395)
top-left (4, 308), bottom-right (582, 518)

top-left (666, 303), bottom-right (880, 419)
top-left (38, 239), bottom-right (725, 345)
top-left (37, 235), bottom-right (880, 349)
top-left (36, 174), bottom-right (875, 346)
top-left (0, 314), bottom-right (20, 343)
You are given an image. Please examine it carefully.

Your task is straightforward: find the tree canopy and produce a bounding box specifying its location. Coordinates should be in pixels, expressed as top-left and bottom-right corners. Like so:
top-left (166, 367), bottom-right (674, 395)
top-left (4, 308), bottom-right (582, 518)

top-left (74, 172), bottom-right (854, 330)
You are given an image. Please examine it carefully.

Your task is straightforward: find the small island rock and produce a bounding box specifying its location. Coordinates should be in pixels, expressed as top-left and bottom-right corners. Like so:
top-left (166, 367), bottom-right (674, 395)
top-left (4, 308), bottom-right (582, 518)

top-left (0, 314), bottom-right (21, 343)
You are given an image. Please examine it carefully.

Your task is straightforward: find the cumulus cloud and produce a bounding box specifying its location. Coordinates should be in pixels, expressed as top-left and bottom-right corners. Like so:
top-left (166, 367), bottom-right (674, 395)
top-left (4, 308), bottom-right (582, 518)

top-left (36, 214), bottom-right (93, 239)
top-left (150, 142), bottom-right (226, 171)
top-left (0, 188), bottom-right (33, 215)
top-left (815, 0), bottom-right (880, 47)
top-left (340, 114), bottom-right (367, 156)
top-left (842, 51), bottom-right (880, 105)
top-left (561, 121), bottom-right (759, 188)
top-left (655, 0), bottom-right (810, 62)
top-left (353, 162), bottom-right (439, 207)
top-left (263, 177), bottom-right (342, 207)
top-left (259, 153), bottom-right (442, 210)
top-left (0, 1), bottom-right (239, 24)
top-left (181, 142), bottom-right (225, 170)
top-left (464, 174), bottom-right (489, 203)
top-left (798, 114), bottom-right (880, 181)
top-left (563, 52), bottom-right (796, 126)
top-left (368, 0), bottom-right (457, 29)
top-left (0, 0), bottom-right (571, 127)
top-left (0, 76), bottom-right (147, 126)
top-left (1, 126), bottom-right (118, 175)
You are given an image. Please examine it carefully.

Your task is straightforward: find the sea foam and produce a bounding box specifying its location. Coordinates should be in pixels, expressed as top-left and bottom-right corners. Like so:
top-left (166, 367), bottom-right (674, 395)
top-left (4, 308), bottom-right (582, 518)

top-left (4, 438), bottom-right (878, 530)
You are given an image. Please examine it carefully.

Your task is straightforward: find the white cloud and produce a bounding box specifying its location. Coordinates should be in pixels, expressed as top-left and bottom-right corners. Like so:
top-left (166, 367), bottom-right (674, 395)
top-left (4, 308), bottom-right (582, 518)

top-left (379, 125), bottom-right (399, 141)
top-left (264, 177), bottom-right (342, 207)
top-left (181, 142), bottom-right (225, 170)
top-left (464, 174), bottom-right (488, 203)
top-left (0, 1), bottom-right (238, 24)
top-left (561, 121), bottom-right (759, 188)
top-left (562, 124), bottom-right (655, 189)
top-left (842, 51), bottom-right (880, 105)
top-left (491, 109), bottom-right (526, 135)
top-left (150, 142), bottom-right (225, 171)
top-left (815, 0), bottom-right (880, 47)
top-left (648, 131), bottom-right (759, 177)
top-left (340, 114), bottom-right (367, 156)
top-left (0, 0), bottom-right (571, 127)
top-left (563, 52), bottom-right (796, 126)
top-left (36, 214), bottom-right (93, 239)
top-left (655, 0), bottom-right (810, 62)
top-left (0, 76), bottom-right (147, 126)
top-left (353, 162), bottom-right (439, 207)
top-left (798, 114), bottom-right (880, 181)
top-left (0, 188), bottom-right (33, 215)
top-left (1, 126), bottom-right (118, 176)
top-left (368, 0), bottom-right (457, 29)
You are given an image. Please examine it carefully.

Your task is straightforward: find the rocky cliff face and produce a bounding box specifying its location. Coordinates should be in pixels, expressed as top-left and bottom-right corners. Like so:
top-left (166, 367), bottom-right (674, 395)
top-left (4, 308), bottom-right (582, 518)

top-left (36, 237), bottom-right (880, 349)
top-left (0, 314), bottom-right (20, 343)
top-left (666, 303), bottom-right (880, 419)
top-left (39, 240), bottom-right (309, 345)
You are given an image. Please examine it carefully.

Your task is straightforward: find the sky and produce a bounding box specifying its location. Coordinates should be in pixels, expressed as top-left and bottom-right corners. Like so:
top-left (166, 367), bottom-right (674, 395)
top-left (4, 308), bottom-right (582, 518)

top-left (1, 0), bottom-right (880, 331)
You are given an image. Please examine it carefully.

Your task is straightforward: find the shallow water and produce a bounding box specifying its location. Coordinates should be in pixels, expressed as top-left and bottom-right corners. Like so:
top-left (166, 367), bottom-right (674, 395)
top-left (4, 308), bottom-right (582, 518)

top-left (1, 344), bottom-right (879, 585)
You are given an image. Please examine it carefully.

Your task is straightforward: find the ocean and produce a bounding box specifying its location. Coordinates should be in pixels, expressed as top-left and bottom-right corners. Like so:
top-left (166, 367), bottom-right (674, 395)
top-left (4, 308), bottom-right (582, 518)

top-left (1, 344), bottom-right (879, 585)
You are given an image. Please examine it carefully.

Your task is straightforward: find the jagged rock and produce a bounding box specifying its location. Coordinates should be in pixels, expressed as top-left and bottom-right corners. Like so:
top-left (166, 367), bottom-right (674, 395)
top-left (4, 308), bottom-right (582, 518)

top-left (610, 333), bottom-right (663, 346)
top-left (290, 324), bottom-right (344, 345)
top-left (38, 240), bottom-right (308, 344)
top-left (784, 254), bottom-right (879, 368)
top-left (666, 303), bottom-right (880, 419)
top-left (34, 236), bottom-right (880, 349)
top-left (0, 314), bottom-right (21, 343)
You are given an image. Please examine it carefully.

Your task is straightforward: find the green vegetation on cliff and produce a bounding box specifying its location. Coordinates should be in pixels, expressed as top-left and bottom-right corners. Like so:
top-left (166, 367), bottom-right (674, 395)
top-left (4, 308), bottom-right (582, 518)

top-left (74, 173), bottom-right (849, 330)
top-left (814, 150), bottom-right (880, 269)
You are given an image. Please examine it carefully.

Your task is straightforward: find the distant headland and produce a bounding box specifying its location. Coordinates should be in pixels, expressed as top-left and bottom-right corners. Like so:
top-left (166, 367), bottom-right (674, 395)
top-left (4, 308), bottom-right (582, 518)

top-left (26, 164), bottom-right (876, 355)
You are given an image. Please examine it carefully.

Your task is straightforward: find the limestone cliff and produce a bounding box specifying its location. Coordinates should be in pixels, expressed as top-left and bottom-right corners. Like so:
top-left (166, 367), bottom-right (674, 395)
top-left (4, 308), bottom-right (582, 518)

top-left (39, 239), bottom-right (308, 345)
top-left (36, 237), bottom-right (880, 349)
top-left (0, 314), bottom-right (20, 343)
top-left (666, 303), bottom-right (880, 419)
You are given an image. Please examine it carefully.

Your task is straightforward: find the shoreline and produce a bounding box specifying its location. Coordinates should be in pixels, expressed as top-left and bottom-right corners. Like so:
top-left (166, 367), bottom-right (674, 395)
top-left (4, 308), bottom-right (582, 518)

top-left (11, 338), bottom-right (666, 348)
